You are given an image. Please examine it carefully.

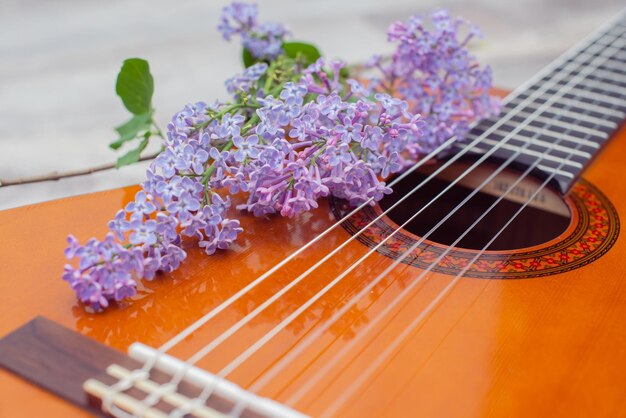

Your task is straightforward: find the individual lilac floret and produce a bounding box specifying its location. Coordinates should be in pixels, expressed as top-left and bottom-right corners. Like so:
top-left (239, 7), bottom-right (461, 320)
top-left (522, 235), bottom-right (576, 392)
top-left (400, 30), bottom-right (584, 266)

top-left (218, 1), bottom-right (288, 60)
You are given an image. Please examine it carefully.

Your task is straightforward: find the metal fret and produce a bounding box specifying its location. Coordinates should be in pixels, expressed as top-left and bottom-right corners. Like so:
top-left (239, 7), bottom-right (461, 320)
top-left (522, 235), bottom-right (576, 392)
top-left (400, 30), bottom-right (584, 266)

top-left (595, 60), bottom-right (626, 72)
top-left (589, 68), bottom-right (626, 84)
top-left (577, 79), bottom-right (626, 99)
top-left (509, 123), bottom-right (601, 149)
top-left (506, 98), bottom-right (618, 129)
top-left (455, 143), bottom-right (576, 179)
top-left (511, 110), bottom-right (610, 138)
top-left (550, 72), bottom-right (626, 92)
top-left (479, 128), bottom-right (593, 158)
top-left (550, 95), bottom-right (625, 118)
top-left (469, 138), bottom-right (583, 168)
top-left (535, 164), bottom-right (576, 179)
top-left (574, 51), bottom-right (626, 67)
top-left (561, 88), bottom-right (626, 110)
top-left (476, 119), bottom-right (602, 149)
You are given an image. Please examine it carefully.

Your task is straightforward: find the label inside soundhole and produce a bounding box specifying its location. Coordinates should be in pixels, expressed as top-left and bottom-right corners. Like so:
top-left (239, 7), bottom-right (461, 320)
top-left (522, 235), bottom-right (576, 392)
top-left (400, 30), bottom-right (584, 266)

top-left (329, 162), bottom-right (620, 279)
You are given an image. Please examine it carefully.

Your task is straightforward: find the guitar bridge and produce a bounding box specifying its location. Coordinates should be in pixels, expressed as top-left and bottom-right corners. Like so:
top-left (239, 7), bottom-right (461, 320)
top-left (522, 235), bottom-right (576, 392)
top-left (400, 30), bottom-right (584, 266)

top-left (84, 343), bottom-right (308, 418)
top-left (0, 317), bottom-right (307, 418)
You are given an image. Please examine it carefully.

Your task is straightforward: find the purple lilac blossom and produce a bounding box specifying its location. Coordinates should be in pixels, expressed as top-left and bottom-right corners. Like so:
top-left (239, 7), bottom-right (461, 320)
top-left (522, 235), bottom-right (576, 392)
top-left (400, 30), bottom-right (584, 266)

top-left (234, 58), bottom-right (424, 217)
top-left (368, 10), bottom-right (500, 152)
top-left (218, 2), bottom-right (288, 60)
top-left (64, 6), bottom-right (497, 312)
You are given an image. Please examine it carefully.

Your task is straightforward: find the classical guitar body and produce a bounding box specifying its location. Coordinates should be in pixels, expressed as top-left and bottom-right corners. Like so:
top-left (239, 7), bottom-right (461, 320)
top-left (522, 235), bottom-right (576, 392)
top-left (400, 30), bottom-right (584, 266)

top-left (2, 14), bottom-right (626, 418)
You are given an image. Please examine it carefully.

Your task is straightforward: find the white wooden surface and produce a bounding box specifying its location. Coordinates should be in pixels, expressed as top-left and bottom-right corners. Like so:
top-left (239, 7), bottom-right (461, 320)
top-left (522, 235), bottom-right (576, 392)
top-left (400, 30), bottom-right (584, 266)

top-left (0, 0), bottom-right (623, 210)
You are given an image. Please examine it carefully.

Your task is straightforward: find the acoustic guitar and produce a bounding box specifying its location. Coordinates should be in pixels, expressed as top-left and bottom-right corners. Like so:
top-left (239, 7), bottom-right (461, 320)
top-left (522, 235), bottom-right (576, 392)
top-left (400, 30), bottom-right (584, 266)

top-left (1, 11), bottom-right (625, 418)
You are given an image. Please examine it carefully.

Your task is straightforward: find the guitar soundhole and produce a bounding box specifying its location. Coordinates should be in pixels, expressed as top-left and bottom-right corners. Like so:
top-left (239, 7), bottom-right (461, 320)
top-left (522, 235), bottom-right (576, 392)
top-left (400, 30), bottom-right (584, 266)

top-left (379, 161), bottom-right (571, 251)
top-left (329, 159), bottom-right (619, 279)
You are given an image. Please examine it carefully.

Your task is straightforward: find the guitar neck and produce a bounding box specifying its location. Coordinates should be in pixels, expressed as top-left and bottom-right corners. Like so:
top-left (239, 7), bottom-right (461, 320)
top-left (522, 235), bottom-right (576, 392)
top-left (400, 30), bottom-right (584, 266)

top-left (458, 12), bottom-right (626, 194)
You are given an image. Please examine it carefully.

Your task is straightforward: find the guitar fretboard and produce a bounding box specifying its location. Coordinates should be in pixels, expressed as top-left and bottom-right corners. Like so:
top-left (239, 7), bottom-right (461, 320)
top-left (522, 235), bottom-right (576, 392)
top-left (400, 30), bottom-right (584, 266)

top-left (458, 12), bottom-right (626, 194)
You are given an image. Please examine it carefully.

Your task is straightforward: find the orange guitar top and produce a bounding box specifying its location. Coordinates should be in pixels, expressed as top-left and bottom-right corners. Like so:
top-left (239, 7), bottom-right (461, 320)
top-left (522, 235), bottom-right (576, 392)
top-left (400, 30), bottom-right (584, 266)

top-left (1, 88), bottom-right (626, 418)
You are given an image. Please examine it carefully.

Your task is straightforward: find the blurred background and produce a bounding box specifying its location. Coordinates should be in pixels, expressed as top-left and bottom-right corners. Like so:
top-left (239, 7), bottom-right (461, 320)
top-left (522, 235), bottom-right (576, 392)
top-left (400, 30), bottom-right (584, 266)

top-left (0, 0), bottom-right (624, 210)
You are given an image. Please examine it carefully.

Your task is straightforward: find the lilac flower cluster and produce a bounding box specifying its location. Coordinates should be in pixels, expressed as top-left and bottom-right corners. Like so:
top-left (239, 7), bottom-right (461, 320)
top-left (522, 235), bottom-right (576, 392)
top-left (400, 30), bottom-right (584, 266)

top-left (218, 2), bottom-right (288, 60)
top-left (64, 3), bottom-right (496, 312)
top-left (63, 102), bottom-right (245, 311)
top-left (368, 10), bottom-right (500, 152)
top-left (231, 59), bottom-right (424, 216)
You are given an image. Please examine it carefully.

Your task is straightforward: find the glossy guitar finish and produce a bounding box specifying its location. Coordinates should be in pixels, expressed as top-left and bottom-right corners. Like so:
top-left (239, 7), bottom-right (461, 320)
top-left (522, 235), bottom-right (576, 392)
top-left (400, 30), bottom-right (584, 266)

top-left (1, 88), bottom-right (626, 417)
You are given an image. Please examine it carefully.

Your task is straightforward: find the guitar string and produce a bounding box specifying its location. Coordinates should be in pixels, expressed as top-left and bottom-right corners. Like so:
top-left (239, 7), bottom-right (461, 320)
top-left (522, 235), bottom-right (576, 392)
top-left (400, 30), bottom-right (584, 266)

top-left (318, 52), bottom-right (626, 414)
top-left (138, 18), bottom-right (625, 418)
top-left (105, 31), bottom-right (592, 418)
top-left (235, 58), bottom-right (624, 418)
top-left (318, 113), bottom-right (600, 418)
top-left (167, 111), bottom-right (547, 418)
top-left (100, 12), bottom-right (625, 418)
top-left (152, 9), bottom-right (626, 357)
top-left (231, 42), bottom-right (625, 416)
top-left (104, 119), bottom-right (495, 418)
top-left (177, 26), bottom-right (626, 418)
top-left (155, 41), bottom-right (607, 415)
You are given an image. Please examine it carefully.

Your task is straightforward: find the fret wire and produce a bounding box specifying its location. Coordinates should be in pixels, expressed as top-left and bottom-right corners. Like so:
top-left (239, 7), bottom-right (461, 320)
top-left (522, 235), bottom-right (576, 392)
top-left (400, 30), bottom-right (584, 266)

top-left (505, 99), bottom-right (619, 129)
top-left (586, 72), bottom-right (626, 89)
top-left (580, 80), bottom-right (626, 99)
top-left (536, 164), bottom-right (575, 178)
top-left (510, 110), bottom-right (610, 138)
top-left (552, 95), bottom-right (626, 118)
top-left (578, 55), bottom-right (626, 71)
top-left (506, 121), bottom-right (605, 149)
top-left (505, 88), bottom-right (626, 114)
top-left (553, 106), bottom-right (624, 124)
top-left (453, 143), bottom-right (577, 178)
top-left (517, 64), bottom-right (623, 101)
top-left (528, 37), bottom-right (626, 91)
top-left (509, 15), bottom-right (626, 101)
top-left (466, 125), bottom-right (595, 157)
top-left (573, 59), bottom-right (626, 73)
top-left (573, 66), bottom-right (626, 84)
top-left (460, 138), bottom-right (582, 168)
top-left (465, 136), bottom-right (585, 167)
top-left (475, 118), bottom-right (602, 149)
top-left (510, 82), bottom-right (626, 115)
top-left (555, 74), bottom-right (623, 88)
top-left (507, 90), bottom-right (621, 125)
top-left (570, 52), bottom-right (626, 69)
top-left (550, 61), bottom-right (626, 86)
top-left (561, 88), bottom-right (626, 110)
top-left (468, 128), bottom-right (593, 158)
top-left (516, 101), bottom-right (622, 132)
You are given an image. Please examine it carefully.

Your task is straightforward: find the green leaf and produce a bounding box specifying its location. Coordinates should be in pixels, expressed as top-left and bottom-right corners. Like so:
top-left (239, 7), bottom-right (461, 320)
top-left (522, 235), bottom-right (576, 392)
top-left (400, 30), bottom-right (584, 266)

top-left (242, 48), bottom-right (256, 68)
top-left (115, 58), bottom-right (154, 115)
top-left (110, 112), bottom-right (152, 150)
top-left (116, 135), bottom-right (150, 168)
top-left (282, 42), bottom-right (321, 65)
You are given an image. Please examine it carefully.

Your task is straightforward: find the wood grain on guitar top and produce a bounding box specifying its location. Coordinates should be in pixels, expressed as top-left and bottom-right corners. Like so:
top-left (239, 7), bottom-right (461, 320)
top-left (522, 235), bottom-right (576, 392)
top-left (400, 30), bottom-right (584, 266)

top-left (1, 90), bottom-right (626, 418)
